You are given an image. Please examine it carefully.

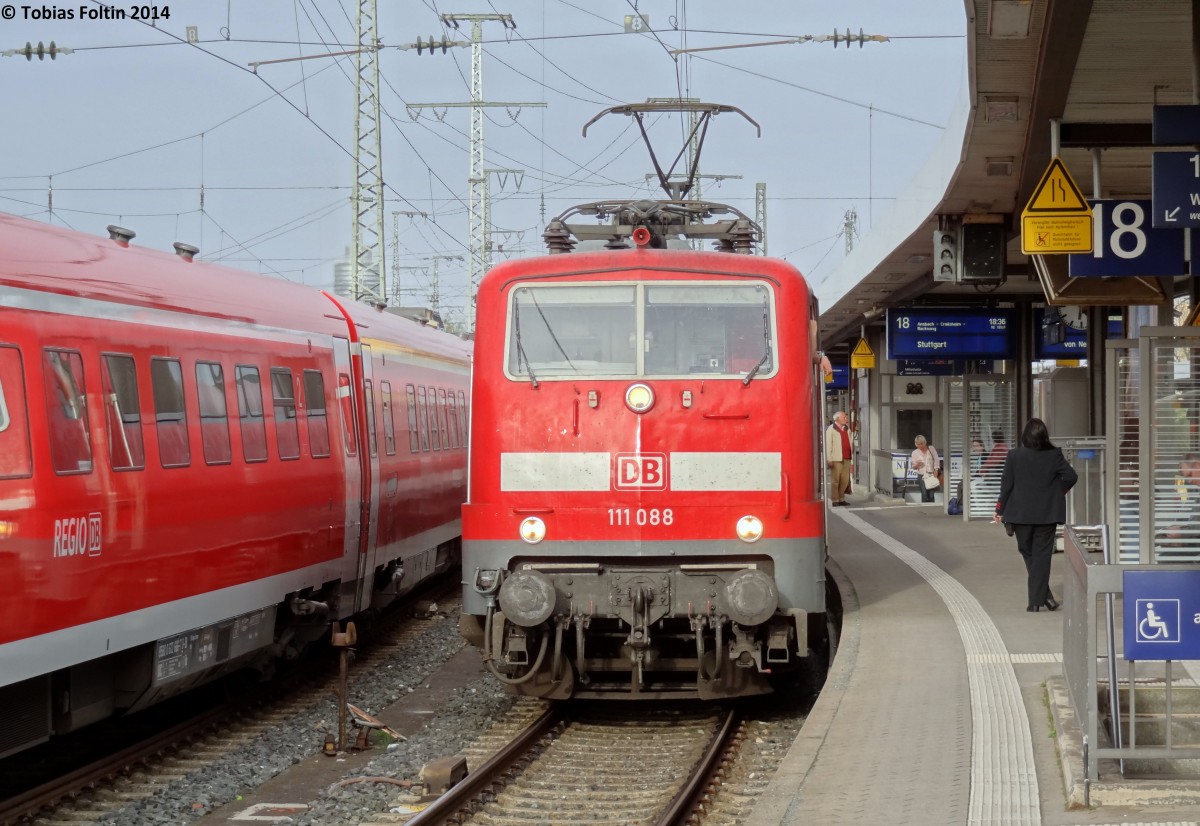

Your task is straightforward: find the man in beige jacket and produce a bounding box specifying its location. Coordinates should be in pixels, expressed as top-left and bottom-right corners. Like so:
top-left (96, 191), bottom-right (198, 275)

top-left (825, 411), bottom-right (853, 507)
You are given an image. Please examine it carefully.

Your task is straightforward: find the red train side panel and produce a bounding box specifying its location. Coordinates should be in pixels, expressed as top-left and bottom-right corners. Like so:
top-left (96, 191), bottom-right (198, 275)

top-left (0, 213), bottom-right (470, 756)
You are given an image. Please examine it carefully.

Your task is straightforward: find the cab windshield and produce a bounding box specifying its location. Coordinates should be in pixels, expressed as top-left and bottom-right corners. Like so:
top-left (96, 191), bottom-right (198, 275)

top-left (507, 281), bottom-right (775, 380)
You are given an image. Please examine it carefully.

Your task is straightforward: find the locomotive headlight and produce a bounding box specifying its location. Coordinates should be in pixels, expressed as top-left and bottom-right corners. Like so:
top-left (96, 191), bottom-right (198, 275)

top-left (736, 515), bottom-right (764, 543)
top-left (519, 516), bottom-right (546, 544)
top-left (625, 383), bottom-right (655, 413)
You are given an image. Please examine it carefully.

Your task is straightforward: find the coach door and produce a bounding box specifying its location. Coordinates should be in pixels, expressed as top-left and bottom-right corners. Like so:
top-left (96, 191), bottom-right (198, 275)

top-left (353, 344), bottom-right (382, 612)
top-left (332, 337), bottom-right (366, 601)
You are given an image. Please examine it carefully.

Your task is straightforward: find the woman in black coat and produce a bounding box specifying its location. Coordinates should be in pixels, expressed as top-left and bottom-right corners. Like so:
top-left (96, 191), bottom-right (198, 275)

top-left (993, 418), bottom-right (1079, 612)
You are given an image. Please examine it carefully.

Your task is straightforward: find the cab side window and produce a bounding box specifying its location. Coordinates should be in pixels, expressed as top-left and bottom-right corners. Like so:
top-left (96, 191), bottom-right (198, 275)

top-left (44, 349), bottom-right (93, 475)
top-left (151, 357), bottom-right (190, 468)
top-left (101, 353), bottom-right (145, 470)
top-left (0, 345), bottom-right (33, 479)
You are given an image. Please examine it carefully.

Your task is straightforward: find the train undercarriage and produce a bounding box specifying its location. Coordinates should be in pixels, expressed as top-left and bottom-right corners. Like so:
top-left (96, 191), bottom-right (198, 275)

top-left (461, 561), bottom-right (826, 700)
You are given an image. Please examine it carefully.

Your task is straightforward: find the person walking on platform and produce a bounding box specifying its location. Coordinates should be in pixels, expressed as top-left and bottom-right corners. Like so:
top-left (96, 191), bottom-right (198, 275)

top-left (825, 411), bottom-right (853, 507)
top-left (993, 417), bottom-right (1078, 612)
top-left (910, 435), bottom-right (940, 503)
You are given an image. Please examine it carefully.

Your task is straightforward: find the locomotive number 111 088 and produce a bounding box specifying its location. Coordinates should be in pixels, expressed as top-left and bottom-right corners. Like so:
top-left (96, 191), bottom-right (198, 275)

top-left (607, 508), bottom-right (675, 526)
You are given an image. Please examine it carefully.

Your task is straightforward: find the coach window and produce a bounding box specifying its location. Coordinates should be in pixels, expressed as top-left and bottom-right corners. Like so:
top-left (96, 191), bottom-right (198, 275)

top-left (380, 380), bottom-right (396, 456)
top-left (101, 354), bottom-right (145, 470)
top-left (428, 385), bottom-right (442, 450)
top-left (446, 391), bottom-right (459, 449)
top-left (417, 386), bottom-right (430, 451)
top-left (337, 373), bottom-right (357, 456)
top-left (405, 384), bottom-right (419, 452)
top-left (457, 390), bottom-right (467, 446)
top-left (303, 370), bottom-right (330, 458)
top-left (42, 349), bottom-right (93, 475)
top-left (0, 346), bottom-right (33, 479)
top-left (236, 365), bottom-right (268, 463)
top-left (196, 362), bottom-right (232, 466)
top-left (151, 357), bottom-right (190, 468)
top-left (364, 379), bottom-right (378, 458)
top-left (437, 389), bottom-right (450, 451)
top-left (270, 367), bottom-right (300, 460)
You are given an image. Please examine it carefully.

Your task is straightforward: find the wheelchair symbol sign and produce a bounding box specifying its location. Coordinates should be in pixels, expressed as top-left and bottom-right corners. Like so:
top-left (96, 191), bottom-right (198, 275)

top-left (1135, 599), bottom-right (1180, 644)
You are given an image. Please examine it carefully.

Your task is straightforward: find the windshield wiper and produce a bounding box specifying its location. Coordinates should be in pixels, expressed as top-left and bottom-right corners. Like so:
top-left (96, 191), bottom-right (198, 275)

top-left (514, 304), bottom-right (539, 388)
top-left (742, 298), bottom-right (772, 386)
top-left (742, 347), bottom-right (771, 386)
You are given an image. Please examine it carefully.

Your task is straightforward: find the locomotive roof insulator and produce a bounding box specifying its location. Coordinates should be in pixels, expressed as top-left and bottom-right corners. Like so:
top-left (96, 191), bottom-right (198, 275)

top-left (172, 242), bottom-right (199, 262)
top-left (106, 225), bottom-right (136, 246)
top-left (542, 218), bottom-right (575, 255)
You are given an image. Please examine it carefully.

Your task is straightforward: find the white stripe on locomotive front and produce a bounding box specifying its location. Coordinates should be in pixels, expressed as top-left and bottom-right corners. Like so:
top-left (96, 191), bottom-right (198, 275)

top-left (498, 451), bottom-right (782, 491)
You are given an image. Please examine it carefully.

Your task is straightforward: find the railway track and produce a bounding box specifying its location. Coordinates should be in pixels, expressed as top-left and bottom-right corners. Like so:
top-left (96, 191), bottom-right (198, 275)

top-left (0, 578), bottom-right (462, 826)
top-left (400, 701), bottom-right (770, 826)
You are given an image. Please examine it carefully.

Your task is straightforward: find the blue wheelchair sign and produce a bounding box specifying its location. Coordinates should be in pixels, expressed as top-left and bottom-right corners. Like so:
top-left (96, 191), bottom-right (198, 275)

top-left (1123, 570), bottom-right (1200, 660)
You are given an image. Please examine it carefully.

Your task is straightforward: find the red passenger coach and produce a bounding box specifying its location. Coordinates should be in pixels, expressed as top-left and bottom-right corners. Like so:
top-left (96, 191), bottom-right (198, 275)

top-left (461, 200), bottom-right (829, 699)
top-left (0, 213), bottom-right (470, 758)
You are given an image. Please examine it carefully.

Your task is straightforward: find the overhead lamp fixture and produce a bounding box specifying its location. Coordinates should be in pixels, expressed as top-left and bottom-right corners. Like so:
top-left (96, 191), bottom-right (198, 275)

top-left (986, 157), bottom-right (1014, 176)
top-left (988, 0), bottom-right (1033, 39)
top-left (907, 254), bottom-right (929, 264)
top-left (984, 95), bottom-right (1020, 122)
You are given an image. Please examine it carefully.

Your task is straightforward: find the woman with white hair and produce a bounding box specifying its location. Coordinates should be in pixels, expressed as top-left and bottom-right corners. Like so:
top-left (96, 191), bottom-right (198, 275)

top-left (911, 435), bottom-right (940, 503)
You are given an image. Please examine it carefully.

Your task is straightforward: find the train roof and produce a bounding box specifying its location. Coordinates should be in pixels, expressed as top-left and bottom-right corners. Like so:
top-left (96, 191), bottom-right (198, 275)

top-left (479, 247), bottom-right (810, 294)
top-left (0, 212), bottom-right (471, 363)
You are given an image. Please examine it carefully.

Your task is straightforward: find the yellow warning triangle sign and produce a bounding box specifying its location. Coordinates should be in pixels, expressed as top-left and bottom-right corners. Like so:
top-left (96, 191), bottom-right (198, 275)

top-left (1023, 157), bottom-right (1090, 214)
top-left (852, 338), bottom-right (874, 357)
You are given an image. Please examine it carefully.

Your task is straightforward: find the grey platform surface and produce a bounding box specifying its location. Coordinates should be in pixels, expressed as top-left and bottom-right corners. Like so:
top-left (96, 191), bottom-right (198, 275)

top-left (747, 495), bottom-right (1200, 826)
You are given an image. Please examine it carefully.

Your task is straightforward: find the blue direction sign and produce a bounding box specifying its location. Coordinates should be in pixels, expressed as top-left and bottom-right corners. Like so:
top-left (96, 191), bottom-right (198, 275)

top-left (1123, 569), bottom-right (1200, 660)
top-left (886, 309), bottom-right (1015, 360)
top-left (1069, 200), bottom-right (1191, 276)
top-left (825, 364), bottom-right (849, 390)
top-left (1152, 151), bottom-right (1200, 228)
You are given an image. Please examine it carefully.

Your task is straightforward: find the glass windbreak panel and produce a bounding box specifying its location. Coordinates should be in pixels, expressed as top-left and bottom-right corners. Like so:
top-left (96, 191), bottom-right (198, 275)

top-left (644, 284), bottom-right (773, 377)
top-left (508, 285), bottom-right (636, 378)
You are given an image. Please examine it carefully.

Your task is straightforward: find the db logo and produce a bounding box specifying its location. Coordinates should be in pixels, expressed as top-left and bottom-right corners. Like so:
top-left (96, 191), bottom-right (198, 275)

top-left (614, 453), bottom-right (667, 490)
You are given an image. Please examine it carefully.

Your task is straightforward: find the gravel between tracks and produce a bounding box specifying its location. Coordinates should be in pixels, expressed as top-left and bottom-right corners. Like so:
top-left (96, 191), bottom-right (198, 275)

top-left (79, 614), bottom-right (520, 826)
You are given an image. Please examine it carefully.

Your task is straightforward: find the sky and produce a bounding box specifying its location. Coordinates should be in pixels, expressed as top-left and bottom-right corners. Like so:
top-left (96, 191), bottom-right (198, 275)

top-left (0, 0), bottom-right (967, 330)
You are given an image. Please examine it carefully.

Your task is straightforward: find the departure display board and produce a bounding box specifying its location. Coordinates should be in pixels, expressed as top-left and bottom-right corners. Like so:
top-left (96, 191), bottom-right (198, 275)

top-left (886, 308), bottom-right (1016, 360)
top-left (1034, 309), bottom-right (1123, 359)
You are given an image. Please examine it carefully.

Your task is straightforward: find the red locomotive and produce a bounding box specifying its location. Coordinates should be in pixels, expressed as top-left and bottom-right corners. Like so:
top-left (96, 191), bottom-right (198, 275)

top-left (0, 213), bottom-right (470, 758)
top-left (460, 104), bottom-right (827, 699)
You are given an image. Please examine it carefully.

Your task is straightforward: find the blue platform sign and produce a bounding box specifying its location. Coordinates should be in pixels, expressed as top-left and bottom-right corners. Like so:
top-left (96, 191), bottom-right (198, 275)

top-left (1123, 569), bottom-right (1200, 660)
top-left (825, 364), bottom-right (849, 391)
top-left (1033, 309), bottom-right (1123, 359)
top-left (896, 360), bottom-right (963, 376)
top-left (1152, 152), bottom-right (1200, 229)
top-left (1069, 200), bottom-right (1191, 277)
top-left (886, 309), bottom-right (1015, 360)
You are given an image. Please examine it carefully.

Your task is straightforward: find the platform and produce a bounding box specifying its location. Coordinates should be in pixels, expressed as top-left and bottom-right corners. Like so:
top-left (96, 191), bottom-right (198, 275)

top-left (748, 493), bottom-right (1200, 826)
